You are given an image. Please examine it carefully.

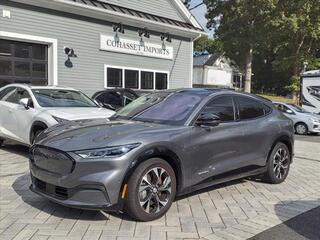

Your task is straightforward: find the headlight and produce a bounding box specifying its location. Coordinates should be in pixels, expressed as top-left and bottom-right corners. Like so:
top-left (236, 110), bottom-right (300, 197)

top-left (52, 116), bottom-right (69, 123)
top-left (311, 118), bottom-right (320, 123)
top-left (75, 143), bottom-right (141, 159)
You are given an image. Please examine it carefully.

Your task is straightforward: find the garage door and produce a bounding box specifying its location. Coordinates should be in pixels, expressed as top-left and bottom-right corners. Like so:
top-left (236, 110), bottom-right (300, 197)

top-left (0, 39), bottom-right (48, 88)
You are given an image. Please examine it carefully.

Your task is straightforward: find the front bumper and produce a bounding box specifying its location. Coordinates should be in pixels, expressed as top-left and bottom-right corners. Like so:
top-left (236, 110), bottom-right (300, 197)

top-left (310, 123), bottom-right (320, 133)
top-left (29, 146), bottom-right (132, 211)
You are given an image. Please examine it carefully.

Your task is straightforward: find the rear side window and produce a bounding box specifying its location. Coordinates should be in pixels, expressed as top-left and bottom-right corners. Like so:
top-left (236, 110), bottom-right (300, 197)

top-left (237, 96), bottom-right (265, 120)
top-left (203, 96), bottom-right (235, 122)
top-left (0, 87), bottom-right (16, 100)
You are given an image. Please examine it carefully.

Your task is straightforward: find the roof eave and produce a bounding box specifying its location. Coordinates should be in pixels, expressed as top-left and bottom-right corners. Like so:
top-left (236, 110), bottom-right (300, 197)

top-left (10, 0), bottom-right (207, 39)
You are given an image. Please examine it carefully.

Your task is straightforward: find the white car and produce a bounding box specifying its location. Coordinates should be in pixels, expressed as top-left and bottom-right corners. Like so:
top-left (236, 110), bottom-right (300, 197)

top-left (274, 102), bottom-right (320, 135)
top-left (0, 84), bottom-right (115, 146)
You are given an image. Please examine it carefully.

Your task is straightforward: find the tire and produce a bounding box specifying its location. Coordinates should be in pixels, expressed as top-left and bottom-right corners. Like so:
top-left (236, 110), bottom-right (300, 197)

top-left (125, 158), bottom-right (176, 221)
top-left (295, 123), bottom-right (308, 135)
top-left (0, 138), bottom-right (3, 148)
top-left (30, 128), bottom-right (45, 144)
top-left (264, 143), bottom-right (291, 184)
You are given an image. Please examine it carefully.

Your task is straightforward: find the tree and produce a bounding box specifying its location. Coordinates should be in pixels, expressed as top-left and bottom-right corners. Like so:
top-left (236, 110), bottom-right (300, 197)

top-left (203, 0), bottom-right (276, 93)
top-left (194, 36), bottom-right (223, 54)
top-left (270, 0), bottom-right (320, 98)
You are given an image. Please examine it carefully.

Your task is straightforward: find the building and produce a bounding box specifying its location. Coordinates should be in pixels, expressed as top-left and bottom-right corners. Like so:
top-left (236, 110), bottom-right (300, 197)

top-left (0, 0), bottom-right (205, 95)
top-left (193, 53), bottom-right (242, 89)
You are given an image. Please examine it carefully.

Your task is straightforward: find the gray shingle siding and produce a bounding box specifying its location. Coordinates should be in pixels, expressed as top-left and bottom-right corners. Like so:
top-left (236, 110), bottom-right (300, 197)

top-left (0, 3), bottom-right (193, 96)
top-left (99, 0), bottom-right (185, 22)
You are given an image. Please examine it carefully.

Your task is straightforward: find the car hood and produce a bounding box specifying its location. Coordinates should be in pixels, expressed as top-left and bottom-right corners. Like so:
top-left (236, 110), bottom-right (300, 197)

top-left (36, 119), bottom-right (183, 152)
top-left (43, 107), bottom-right (115, 120)
top-left (298, 112), bottom-right (320, 120)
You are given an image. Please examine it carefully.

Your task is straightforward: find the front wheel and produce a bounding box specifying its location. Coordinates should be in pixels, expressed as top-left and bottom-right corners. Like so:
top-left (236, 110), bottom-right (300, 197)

top-left (295, 123), bottom-right (308, 135)
top-left (125, 158), bottom-right (176, 221)
top-left (264, 143), bottom-right (291, 184)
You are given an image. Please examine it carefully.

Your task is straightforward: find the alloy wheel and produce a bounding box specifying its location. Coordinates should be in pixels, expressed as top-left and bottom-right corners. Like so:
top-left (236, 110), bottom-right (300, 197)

top-left (139, 167), bottom-right (172, 214)
top-left (273, 148), bottom-right (289, 179)
top-left (296, 124), bottom-right (307, 135)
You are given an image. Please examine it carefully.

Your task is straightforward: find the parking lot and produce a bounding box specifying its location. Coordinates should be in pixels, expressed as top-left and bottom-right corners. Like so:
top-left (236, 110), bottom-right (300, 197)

top-left (0, 135), bottom-right (319, 240)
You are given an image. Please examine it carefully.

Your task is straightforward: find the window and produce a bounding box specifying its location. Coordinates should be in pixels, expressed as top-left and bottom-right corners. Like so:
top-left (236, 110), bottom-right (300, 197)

top-left (4, 88), bottom-right (31, 104)
top-left (123, 90), bottom-right (138, 106)
top-left (96, 91), bottom-right (122, 108)
top-left (107, 68), bottom-right (122, 87)
top-left (141, 71), bottom-right (154, 89)
top-left (203, 96), bottom-right (235, 122)
top-left (32, 89), bottom-right (97, 108)
top-left (237, 97), bottom-right (265, 120)
top-left (156, 73), bottom-right (168, 90)
top-left (0, 40), bottom-right (48, 87)
top-left (0, 87), bottom-right (16, 100)
top-left (125, 70), bottom-right (139, 89)
top-left (105, 65), bottom-right (168, 90)
top-left (115, 92), bottom-right (203, 125)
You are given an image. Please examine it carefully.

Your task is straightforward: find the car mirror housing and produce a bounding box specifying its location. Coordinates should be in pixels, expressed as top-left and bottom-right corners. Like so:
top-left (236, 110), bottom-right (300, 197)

top-left (196, 113), bottom-right (221, 127)
top-left (19, 98), bottom-right (30, 109)
top-left (285, 109), bottom-right (294, 114)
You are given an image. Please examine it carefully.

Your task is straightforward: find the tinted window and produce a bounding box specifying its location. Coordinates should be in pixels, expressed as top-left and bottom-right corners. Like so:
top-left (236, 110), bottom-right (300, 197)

top-left (123, 90), bottom-right (138, 106)
top-left (204, 96), bottom-right (235, 122)
top-left (107, 68), bottom-right (122, 87)
top-left (0, 87), bottom-right (16, 100)
top-left (237, 97), bottom-right (264, 120)
top-left (141, 71), bottom-right (154, 89)
top-left (4, 88), bottom-right (30, 104)
top-left (115, 92), bottom-right (203, 125)
top-left (155, 73), bottom-right (168, 90)
top-left (125, 70), bottom-right (139, 89)
top-left (97, 91), bottom-right (122, 107)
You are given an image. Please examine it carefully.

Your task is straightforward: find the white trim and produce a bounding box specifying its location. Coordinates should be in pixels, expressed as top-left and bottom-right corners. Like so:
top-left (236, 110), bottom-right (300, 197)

top-left (172, 0), bottom-right (203, 29)
top-left (104, 64), bottom-right (170, 90)
top-left (190, 41), bottom-right (194, 88)
top-left (0, 31), bottom-right (58, 86)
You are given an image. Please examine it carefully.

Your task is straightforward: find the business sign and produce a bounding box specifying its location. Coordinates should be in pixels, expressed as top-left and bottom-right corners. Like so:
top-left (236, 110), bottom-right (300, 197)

top-left (100, 34), bottom-right (173, 60)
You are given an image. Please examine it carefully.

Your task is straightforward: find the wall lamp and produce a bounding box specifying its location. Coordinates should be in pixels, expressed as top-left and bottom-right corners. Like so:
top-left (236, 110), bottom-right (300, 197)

top-left (138, 28), bottom-right (150, 47)
top-left (112, 23), bottom-right (125, 43)
top-left (160, 33), bottom-right (172, 50)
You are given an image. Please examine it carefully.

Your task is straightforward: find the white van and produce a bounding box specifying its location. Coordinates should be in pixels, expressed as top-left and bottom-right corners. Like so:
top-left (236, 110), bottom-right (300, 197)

top-left (301, 70), bottom-right (320, 114)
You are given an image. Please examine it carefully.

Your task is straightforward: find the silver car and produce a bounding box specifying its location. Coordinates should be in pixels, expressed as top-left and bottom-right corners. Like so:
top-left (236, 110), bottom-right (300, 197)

top-left (30, 89), bottom-right (294, 221)
top-left (274, 102), bottom-right (320, 135)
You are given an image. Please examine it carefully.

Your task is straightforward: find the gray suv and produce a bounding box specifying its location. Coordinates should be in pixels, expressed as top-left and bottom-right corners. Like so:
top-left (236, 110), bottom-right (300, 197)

top-left (29, 89), bottom-right (294, 221)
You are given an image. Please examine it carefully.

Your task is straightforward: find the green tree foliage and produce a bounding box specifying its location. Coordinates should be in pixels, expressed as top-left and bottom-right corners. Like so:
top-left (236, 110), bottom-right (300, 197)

top-left (193, 36), bottom-right (223, 54)
top-left (202, 0), bottom-right (320, 96)
top-left (203, 0), bottom-right (276, 92)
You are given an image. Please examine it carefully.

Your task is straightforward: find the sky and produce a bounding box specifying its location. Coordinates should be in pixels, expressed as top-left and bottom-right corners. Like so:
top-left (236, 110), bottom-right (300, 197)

top-left (189, 0), bottom-right (214, 37)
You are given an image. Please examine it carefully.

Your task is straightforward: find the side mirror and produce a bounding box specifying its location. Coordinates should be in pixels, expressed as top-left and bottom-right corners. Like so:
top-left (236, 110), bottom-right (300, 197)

top-left (285, 109), bottom-right (294, 114)
top-left (19, 98), bottom-right (30, 109)
top-left (196, 113), bottom-right (221, 128)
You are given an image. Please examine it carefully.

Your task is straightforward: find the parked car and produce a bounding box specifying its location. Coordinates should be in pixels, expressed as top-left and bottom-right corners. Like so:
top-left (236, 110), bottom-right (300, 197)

top-left (30, 89), bottom-right (294, 221)
top-left (0, 84), bottom-right (115, 146)
top-left (273, 102), bottom-right (320, 135)
top-left (92, 88), bottom-right (139, 111)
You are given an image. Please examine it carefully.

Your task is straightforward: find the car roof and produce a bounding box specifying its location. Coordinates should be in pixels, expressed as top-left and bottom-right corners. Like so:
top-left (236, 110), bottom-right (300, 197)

top-left (1, 84), bottom-right (77, 91)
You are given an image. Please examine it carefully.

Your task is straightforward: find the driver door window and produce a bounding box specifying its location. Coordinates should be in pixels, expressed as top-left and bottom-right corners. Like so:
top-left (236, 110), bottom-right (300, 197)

top-left (201, 96), bottom-right (235, 122)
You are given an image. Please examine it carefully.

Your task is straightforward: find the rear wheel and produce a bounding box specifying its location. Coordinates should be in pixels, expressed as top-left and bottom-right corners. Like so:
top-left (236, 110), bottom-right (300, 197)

top-left (264, 143), bottom-right (291, 184)
top-left (125, 158), bottom-right (176, 221)
top-left (295, 123), bottom-right (308, 135)
top-left (0, 138), bottom-right (4, 148)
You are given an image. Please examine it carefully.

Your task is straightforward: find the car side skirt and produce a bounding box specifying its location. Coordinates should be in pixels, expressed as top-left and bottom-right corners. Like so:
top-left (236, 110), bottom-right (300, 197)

top-left (177, 165), bottom-right (267, 196)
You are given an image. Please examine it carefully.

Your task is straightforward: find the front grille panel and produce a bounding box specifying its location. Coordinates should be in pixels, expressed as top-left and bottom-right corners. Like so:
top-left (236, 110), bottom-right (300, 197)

top-left (33, 177), bottom-right (69, 199)
top-left (32, 146), bottom-right (74, 175)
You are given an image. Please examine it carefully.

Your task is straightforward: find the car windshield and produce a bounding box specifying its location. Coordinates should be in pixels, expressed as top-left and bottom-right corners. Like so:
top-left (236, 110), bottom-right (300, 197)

top-left (288, 104), bottom-right (309, 113)
top-left (32, 89), bottom-right (98, 108)
top-left (113, 91), bottom-right (203, 125)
